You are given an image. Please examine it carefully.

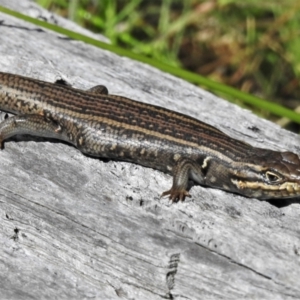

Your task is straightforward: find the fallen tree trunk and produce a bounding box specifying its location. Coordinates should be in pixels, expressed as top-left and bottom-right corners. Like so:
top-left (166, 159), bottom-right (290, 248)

top-left (0, 1), bottom-right (300, 299)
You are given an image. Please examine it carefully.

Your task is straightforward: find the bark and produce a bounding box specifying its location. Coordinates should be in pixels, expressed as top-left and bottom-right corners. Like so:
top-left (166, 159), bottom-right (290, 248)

top-left (0, 1), bottom-right (300, 299)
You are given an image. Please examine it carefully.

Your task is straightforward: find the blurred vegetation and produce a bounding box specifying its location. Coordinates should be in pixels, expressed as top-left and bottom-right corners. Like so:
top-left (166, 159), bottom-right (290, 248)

top-left (36, 0), bottom-right (300, 131)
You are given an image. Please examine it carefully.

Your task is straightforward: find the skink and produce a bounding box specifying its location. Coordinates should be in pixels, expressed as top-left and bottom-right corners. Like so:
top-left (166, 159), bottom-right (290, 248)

top-left (0, 71), bottom-right (300, 201)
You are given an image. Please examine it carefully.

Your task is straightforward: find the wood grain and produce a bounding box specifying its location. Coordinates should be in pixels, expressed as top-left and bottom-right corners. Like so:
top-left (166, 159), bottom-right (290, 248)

top-left (1, 1), bottom-right (300, 299)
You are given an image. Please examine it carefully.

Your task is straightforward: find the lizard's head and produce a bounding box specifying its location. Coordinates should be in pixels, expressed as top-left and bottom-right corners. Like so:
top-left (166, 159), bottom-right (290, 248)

top-left (230, 150), bottom-right (300, 199)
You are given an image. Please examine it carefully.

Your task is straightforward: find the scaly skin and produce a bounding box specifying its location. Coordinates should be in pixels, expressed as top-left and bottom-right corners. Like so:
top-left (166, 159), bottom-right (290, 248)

top-left (0, 71), bottom-right (300, 201)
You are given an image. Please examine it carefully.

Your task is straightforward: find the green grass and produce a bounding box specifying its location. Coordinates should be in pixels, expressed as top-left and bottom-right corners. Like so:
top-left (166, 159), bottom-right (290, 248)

top-left (2, 1), bottom-right (300, 127)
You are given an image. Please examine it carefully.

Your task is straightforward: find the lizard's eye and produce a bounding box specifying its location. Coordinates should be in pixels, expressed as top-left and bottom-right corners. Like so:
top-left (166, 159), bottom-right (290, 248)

top-left (264, 171), bottom-right (281, 183)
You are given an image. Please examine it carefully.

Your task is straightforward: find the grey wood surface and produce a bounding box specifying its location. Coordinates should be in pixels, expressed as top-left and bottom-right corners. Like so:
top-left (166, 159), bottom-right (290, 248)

top-left (1, 1), bottom-right (300, 299)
